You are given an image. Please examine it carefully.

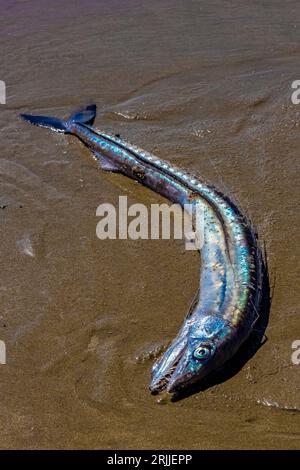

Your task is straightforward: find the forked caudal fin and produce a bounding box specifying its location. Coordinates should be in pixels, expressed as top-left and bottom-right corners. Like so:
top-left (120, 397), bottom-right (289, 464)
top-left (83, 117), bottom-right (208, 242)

top-left (19, 104), bottom-right (97, 133)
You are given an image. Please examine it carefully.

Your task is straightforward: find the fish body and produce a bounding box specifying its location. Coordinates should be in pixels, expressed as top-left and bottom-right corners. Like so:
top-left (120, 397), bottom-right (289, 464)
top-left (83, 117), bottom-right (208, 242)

top-left (20, 105), bottom-right (263, 394)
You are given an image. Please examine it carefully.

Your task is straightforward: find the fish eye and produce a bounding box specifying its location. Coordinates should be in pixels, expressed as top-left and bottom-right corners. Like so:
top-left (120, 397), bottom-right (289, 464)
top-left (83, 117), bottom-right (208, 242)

top-left (193, 345), bottom-right (211, 360)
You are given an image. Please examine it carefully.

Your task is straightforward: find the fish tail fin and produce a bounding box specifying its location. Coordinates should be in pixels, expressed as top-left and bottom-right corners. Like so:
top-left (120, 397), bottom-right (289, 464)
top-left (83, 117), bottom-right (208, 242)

top-left (68, 104), bottom-right (97, 126)
top-left (19, 104), bottom-right (97, 133)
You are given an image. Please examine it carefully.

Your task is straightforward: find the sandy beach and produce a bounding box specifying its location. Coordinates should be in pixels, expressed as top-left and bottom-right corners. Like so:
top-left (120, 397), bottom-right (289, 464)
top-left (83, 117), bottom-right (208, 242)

top-left (0, 0), bottom-right (299, 449)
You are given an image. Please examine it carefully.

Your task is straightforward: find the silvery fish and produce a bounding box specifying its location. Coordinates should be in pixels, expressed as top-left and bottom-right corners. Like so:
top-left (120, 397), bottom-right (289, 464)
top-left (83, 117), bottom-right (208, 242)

top-left (20, 104), bottom-right (264, 395)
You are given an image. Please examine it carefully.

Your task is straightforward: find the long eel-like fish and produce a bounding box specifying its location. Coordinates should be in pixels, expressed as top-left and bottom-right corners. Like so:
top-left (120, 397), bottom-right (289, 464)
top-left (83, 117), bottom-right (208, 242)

top-left (20, 104), bottom-right (263, 395)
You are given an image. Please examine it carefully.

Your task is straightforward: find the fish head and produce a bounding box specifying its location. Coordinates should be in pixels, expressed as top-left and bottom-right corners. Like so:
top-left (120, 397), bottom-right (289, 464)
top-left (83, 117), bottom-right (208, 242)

top-left (149, 314), bottom-right (233, 394)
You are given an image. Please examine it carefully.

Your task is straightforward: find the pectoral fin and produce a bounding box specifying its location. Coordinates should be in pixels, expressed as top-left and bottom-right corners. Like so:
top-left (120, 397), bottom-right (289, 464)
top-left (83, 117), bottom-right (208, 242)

top-left (92, 151), bottom-right (120, 172)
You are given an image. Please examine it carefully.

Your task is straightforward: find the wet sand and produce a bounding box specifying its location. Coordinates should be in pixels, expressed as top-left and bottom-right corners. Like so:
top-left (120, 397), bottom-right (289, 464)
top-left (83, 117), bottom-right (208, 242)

top-left (0, 0), bottom-right (299, 449)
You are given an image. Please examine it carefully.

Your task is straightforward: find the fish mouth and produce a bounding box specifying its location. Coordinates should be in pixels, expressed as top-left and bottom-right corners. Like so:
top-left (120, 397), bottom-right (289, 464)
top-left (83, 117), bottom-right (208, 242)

top-left (149, 326), bottom-right (192, 394)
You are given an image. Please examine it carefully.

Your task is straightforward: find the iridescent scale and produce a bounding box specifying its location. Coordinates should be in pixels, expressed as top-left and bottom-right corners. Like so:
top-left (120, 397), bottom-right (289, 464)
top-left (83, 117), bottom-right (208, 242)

top-left (72, 121), bottom-right (262, 340)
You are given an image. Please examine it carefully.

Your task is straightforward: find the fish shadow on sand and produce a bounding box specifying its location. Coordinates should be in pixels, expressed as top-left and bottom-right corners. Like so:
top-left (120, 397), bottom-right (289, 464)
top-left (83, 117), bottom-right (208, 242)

top-left (171, 249), bottom-right (273, 402)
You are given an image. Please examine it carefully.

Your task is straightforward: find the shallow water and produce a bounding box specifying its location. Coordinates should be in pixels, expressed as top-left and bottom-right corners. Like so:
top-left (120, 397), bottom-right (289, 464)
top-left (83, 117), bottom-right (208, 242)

top-left (0, 0), bottom-right (299, 449)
